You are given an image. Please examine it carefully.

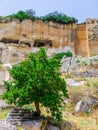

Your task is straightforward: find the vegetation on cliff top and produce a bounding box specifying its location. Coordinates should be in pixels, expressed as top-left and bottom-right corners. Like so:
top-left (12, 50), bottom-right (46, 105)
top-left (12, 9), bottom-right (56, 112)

top-left (40, 11), bottom-right (78, 24)
top-left (0, 9), bottom-right (78, 24)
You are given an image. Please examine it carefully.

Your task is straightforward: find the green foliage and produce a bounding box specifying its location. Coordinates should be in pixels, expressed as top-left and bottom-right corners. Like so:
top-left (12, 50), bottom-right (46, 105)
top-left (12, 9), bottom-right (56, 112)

top-left (40, 11), bottom-right (78, 24)
top-left (2, 48), bottom-right (68, 121)
top-left (0, 61), bottom-right (2, 64)
top-left (93, 81), bottom-right (98, 87)
top-left (82, 61), bottom-right (88, 66)
top-left (23, 104), bottom-right (34, 110)
top-left (8, 11), bottom-right (26, 21)
top-left (52, 50), bottom-right (73, 62)
top-left (76, 59), bottom-right (81, 63)
top-left (8, 10), bottom-right (35, 21)
top-left (0, 61), bottom-right (3, 69)
top-left (1, 10), bottom-right (78, 24)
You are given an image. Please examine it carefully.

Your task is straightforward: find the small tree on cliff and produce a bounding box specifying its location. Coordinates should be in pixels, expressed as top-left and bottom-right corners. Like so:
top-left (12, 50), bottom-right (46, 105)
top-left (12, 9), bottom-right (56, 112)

top-left (2, 48), bottom-right (68, 121)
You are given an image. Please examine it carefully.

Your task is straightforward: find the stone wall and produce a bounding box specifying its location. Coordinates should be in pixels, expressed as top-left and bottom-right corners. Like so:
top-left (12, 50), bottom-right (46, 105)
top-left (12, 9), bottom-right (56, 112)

top-left (86, 18), bottom-right (98, 56)
top-left (0, 20), bottom-right (89, 57)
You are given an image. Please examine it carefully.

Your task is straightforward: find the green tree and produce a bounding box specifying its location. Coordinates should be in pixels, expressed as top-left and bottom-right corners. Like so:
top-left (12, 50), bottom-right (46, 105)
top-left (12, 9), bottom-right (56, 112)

top-left (8, 10), bottom-right (36, 21)
top-left (8, 11), bottom-right (27, 21)
top-left (2, 48), bottom-right (68, 121)
top-left (40, 11), bottom-right (78, 24)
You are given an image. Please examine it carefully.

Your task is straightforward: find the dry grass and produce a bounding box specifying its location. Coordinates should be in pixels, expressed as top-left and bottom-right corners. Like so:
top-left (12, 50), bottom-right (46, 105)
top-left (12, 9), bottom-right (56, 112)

top-left (0, 108), bottom-right (10, 119)
top-left (62, 77), bottom-right (98, 130)
top-left (0, 78), bottom-right (98, 130)
top-left (62, 108), bottom-right (98, 130)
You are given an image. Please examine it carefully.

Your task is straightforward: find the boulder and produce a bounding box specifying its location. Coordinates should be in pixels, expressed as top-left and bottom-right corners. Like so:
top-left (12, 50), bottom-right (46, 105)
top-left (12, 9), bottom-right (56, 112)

top-left (86, 96), bottom-right (98, 108)
top-left (47, 124), bottom-right (59, 130)
top-left (21, 120), bottom-right (44, 130)
top-left (75, 96), bottom-right (98, 113)
top-left (75, 100), bottom-right (91, 113)
top-left (60, 121), bottom-right (78, 130)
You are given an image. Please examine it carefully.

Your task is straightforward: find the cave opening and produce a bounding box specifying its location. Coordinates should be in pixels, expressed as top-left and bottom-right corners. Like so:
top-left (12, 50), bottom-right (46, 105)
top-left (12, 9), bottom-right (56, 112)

top-left (34, 39), bottom-right (52, 47)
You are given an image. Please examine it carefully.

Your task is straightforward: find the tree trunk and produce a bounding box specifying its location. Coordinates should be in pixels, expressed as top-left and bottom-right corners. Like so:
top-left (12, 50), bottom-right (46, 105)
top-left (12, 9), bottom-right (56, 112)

top-left (34, 101), bottom-right (41, 116)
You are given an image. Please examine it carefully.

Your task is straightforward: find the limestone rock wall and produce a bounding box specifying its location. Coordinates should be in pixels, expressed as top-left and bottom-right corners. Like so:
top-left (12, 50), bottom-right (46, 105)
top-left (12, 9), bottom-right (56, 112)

top-left (0, 20), bottom-right (89, 57)
top-left (1, 19), bottom-right (98, 57)
top-left (76, 24), bottom-right (90, 57)
top-left (87, 18), bottom-right (98, 56)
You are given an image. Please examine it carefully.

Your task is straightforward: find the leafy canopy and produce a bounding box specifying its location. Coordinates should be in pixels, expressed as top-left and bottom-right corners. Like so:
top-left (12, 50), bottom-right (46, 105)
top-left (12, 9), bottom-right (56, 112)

top-left (52, 50), bottom-right (73, 61)
top-left (2, 48), bottom-right (68, 121)
top-left (40, 11), bottom-right (78, 24)
top-left (8, 10), bottom-right (36, 21)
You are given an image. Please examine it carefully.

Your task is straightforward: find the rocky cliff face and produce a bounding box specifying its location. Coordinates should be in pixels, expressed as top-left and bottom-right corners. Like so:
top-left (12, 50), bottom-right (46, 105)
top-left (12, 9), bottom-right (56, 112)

top-left (0, 19), bottom-right (98, 83)
top-left (0, 19), bottom-right (89, 83)
top-left (0, 19), bottom-right (89, 57)
top-left (87, 18), bottom-right (98, 56)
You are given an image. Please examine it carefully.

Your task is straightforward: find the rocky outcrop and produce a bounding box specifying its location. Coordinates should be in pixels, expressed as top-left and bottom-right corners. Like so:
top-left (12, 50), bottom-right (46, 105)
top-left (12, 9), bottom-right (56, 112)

top-left (75, 99), bottom-right (91, 114)
top-left (75, 96), bottom-right (98, 114)
top-left (72, 69), bottom-right (98, 78)
top-left (0, 19), bottom-right (89, 57)
top-left (6, 108), bottom-right (79, 130)
top-left (86, 18), bottom-right (98, 55)
top-left (0, 18), bottom-right (98, 56)
top-left (61, 55), bottom-right (98, 78)
top-left (86, 18), bottom-right (98, 40)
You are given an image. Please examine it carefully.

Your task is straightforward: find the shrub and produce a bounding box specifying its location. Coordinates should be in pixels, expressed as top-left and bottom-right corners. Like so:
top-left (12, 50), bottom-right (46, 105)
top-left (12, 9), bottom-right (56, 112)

top-left (8, 10), bottom-right (36, 21)
top-left (53, 51), bottom-right (73, 61)
top-left (40, 11), bottom-right (78, 24)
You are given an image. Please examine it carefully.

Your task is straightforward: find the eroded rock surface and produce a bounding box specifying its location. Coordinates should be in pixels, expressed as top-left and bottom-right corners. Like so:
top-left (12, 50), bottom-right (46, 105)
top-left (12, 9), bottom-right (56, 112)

top-left (75, 96), bottom-right (98, 113)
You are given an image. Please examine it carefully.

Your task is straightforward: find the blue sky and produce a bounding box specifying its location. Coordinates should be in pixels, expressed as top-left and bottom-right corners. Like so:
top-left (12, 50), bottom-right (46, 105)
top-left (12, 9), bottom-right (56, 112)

top-left (0, 0), bottom-right (97, 23)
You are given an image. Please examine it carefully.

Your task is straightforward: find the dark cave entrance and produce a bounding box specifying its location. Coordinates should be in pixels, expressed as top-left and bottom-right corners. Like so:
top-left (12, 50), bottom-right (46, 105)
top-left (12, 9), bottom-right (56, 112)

top-left (34, 39), bottom-right (52, 47)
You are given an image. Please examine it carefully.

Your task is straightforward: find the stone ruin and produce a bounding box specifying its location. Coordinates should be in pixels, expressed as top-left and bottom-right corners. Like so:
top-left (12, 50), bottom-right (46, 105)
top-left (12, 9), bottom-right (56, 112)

top-left (6, 108), bottom-right (36, 125)
top-left (4, 108), bottom-right (79, 130)
top-left (6, 108), bottom-right (59, 130)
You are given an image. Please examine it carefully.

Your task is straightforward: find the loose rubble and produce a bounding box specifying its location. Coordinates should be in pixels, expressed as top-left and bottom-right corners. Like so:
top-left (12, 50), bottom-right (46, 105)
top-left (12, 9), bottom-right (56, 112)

top-left (0, 120), bottom-right (17, 130)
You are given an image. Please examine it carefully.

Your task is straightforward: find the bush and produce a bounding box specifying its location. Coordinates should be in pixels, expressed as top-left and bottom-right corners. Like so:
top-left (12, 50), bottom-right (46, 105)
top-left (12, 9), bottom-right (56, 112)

top-left (8, 10), bottom-right (36, 21)
top-left (40, 11), bottom-right (78, 24)
top-left (53, 51), bottom-right (73, 61)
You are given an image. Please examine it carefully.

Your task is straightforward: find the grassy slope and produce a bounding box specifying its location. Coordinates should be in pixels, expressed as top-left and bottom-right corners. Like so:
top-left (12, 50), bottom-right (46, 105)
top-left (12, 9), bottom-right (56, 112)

top-left (0, 78), bottom-right (98, 130)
